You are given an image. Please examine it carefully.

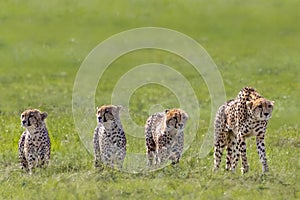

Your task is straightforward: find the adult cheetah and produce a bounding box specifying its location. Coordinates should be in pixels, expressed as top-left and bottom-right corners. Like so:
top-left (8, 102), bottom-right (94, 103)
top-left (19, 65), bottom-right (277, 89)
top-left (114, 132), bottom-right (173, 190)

top-left (93, 105), bottom-right (127, 169)
top-left (214, 87), bottom-right (274, 173)
top-left (18, 109), bottom-right (51, 174)
top-left (145, 108), bottom-right (188, 166)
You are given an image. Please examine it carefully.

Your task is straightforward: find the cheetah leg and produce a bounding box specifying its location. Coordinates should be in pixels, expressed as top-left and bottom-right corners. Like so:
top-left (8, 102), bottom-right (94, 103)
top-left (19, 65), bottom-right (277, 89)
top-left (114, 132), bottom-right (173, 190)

top-left (169, 153), bottom-right (179, 165)
top-left (146, 139), bottom-right (156, 166)
top-left (239, 136), bottom-right (249, 174)
top-left (45, 149), bottom-right (51, 167)
top-left (169, 148), bottom-right (180, 165)
top-left (231, 133), bottom-right (241, 173)
top-left (256, 135), bottom-right (268, 173)
top-left (44, 139), bottom-right (51, 167)
top-left (157, 147), bottom-right (168, 165)
top-left (38, 146), bottom-right (50, 168)
top-left (106, 148), bottom-right (115, 169)
top-left (145, 126), bottom-right (156, 166)
top-left (147, 150), bottom-right (155, 166)
top-left (232, 133), bottom-right (249, 174)
top-left (27, 151), bottom-right (37, 175)
top-left (225, 132), bottom-right (235, 171)
top-left (18, 133), bottom-right (28, 171)
top-left (93, 131), bottom-right (102, 168)
top-left (38, 153), bottom-right (46, 168)
top-left (170, 132), bottom-right (184, 165)
top-left (213, 132), bottom-right (227, 172)
top-left (116, 148), bottom-right (126, 169)
top-left (110, 155), bottom-right (115, 169)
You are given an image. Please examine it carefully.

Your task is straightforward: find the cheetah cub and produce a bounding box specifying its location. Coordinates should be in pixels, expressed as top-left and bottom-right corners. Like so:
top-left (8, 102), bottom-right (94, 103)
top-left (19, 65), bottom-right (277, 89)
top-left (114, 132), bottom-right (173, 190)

top-left (145, 108), bottom-right (188, 166)
top-left (214, 87), bottom-right (274, 174)
top-left (18, 109), bottom-right (51, 174)
top-left (93, 105), bottom-right (127, 169)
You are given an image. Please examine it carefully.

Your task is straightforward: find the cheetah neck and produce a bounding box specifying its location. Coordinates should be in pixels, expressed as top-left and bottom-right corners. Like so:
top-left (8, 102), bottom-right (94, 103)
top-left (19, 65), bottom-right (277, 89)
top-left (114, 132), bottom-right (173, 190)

top-left (250, 117), bottom-right (268, 124)
top-left (161, 116), bottom-right (179, 136)
top-left (26, 124), bottom-right (46, 134)
top-left (245, 115), bottom-right (269, 129)
top-left (163, 124), bottom-right (179, 136)
top-left (166, 128), bottom-right (179, 136)
top-left (101, 120), bottom-right (122, 131)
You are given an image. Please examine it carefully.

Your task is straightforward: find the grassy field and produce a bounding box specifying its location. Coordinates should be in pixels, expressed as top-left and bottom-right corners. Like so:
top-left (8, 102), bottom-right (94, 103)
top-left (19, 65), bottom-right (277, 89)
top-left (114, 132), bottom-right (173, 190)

top-left (0, 0), bottom-right (299, 199)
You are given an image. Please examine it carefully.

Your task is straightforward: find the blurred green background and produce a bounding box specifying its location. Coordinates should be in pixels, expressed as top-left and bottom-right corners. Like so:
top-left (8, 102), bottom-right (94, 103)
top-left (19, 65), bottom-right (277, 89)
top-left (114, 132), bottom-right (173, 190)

top-left (0, 0), bottom-right (299, 199)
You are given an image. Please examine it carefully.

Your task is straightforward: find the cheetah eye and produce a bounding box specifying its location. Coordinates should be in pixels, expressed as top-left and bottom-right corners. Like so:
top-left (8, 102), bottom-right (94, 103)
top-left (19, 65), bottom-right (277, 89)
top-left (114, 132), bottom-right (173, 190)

top-left (257, 105), bottom-right (263, 109)
top-left (268, 104), bottom-right (272, 108)
top-left (21, 114), bottom-right (24, 118)
top-left (168, 118), bottom-right (175, 123)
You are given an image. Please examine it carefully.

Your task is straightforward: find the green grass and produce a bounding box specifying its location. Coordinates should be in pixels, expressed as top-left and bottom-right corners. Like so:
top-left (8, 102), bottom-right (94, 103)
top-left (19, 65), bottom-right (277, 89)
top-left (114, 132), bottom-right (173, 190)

top-left (0, 0), bottom-right (299, 199)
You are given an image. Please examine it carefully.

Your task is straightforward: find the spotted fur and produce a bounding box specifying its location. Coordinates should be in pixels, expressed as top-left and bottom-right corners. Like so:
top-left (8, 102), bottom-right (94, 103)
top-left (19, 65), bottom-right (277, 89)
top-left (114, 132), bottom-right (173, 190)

top-left (145, 109), bottom-right (188, 166)
top-left (18, 109), bottom-right (51, 174)
top-left (214, 87), bottom-right (274, 173)
top-left (93, 105), bottom-right (126, 169)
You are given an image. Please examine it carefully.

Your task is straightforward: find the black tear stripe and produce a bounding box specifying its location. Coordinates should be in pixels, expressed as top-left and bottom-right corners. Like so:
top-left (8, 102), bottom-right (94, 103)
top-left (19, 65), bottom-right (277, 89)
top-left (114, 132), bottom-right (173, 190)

top-left (174, 117), bottom-right (178, 128)
top-left (103, 113), bottom-right (107, 122)
top-left (27, 118), bottom-right (31, 126)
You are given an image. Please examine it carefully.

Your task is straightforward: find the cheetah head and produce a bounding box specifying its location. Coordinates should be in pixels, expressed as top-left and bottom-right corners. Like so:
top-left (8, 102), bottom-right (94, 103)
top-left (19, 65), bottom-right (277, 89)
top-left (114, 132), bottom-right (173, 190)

top-left (20, 109), bottom-right (47, 128)
top-left (246, 98), bottom-right (274, 121)
top-left (96, 105), bottom-right (122, 123)
top-left (165, 109), bottom-right (189, 131)
top-left (238, 87), bottom-right (261, 101)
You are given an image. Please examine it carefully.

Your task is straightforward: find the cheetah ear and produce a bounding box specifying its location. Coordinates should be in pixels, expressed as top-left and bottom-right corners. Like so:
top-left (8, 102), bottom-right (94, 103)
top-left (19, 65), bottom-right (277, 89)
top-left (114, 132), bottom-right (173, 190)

top-left (41, 112), bottom-right (48, 121)
top-left (246, 101), bottom-right (253, 109)
top-left (115, 105), bottom-right (123, 113)
top-left (117, 105), bottom-right (123, 110)
top-left (271, 100), bottom-right (275, 105)
top-left (182, 111), bottom-right (189, 120)
top-left (165, 109), bottom-right (170, 113)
